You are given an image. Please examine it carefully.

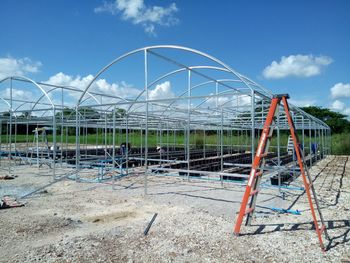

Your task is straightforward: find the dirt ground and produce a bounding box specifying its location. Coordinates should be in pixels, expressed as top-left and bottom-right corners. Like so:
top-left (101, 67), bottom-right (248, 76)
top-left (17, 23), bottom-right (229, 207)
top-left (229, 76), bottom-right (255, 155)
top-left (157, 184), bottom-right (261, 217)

top-left (0, 155), bottom-right (349, 263)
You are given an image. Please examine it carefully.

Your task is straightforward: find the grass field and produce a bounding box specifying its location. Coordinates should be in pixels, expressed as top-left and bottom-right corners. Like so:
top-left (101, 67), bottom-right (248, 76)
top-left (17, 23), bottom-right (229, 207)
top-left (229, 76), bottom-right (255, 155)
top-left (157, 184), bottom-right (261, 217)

top-left (2, 131), bottom-right (348, 154)
top-left (330, 133), bottom-right (350, 155)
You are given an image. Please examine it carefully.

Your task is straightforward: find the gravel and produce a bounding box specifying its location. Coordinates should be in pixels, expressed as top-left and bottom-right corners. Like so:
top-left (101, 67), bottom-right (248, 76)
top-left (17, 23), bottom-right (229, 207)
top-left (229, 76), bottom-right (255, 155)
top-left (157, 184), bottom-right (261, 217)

top-left (0, 155), bottom-right (349, 262)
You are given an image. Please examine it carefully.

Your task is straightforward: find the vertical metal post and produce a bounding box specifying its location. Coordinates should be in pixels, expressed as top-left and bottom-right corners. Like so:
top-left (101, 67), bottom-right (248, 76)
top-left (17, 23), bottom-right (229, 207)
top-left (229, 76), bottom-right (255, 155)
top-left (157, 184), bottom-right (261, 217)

top-left (216, 82), bottom-right (219, 156)
top-left (75, 106), bottom-right (80, 181)
top-left (60, 88), bottom-right (64, 166)
top-left (125, 113), bottom-right (129, 174)
top-left (203, 127), bottom-right (206, 159)
top-left (187, 69), bottom-right (191, 181)
top-left (309, 120), bottom-right (312, 166)
top-left (277, 107), bottom-right (281, 192)
top-left (112, 107), bottom-right (116, 189)
top-left (14, 114), bottom-right (17, 158)
top-left (52, 108), bottom-right (56, 180)
top-left (251, 90), bottom-right (255, 162)
top-left (144, 50), bottom-right (148, 195)
top-left (140, 123), bottom-right (143, 165)
top-left (301, 116), bottom-right (305, 157)
top-left (329, 129), bottom-right (332, 154)
top-left (0, 119), bottom-right (2, 167)
top-left (326, 128), bottom-right (329, 155)
top-left (220, 108), bottom-right (224, 186)
top-left (314, 124), bottom-right (317, 161)
top-left (166, 122), bottom-right (169, 160)
top-left (159, 123), bottom-right (162, 164)
top-left (9, 78), bottom-right (13, 175)
top-left (321, 128), bottom-right (324, 157)
top-left (320, 127), bottom-right (322, 157)
top-left (324, 128), bottom-right (326, 155)
top-left (104, 112), bottom-right (108, 160)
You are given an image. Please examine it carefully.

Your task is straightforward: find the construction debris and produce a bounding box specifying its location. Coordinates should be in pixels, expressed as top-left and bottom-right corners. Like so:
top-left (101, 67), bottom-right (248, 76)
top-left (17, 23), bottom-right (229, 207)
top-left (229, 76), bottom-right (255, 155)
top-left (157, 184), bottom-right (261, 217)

top-left (144, 213), bottom-right (158, 236)
top-left (0, 196), bottom-right (25, 210)
top-left (0, 175), bottom-right (16, 180)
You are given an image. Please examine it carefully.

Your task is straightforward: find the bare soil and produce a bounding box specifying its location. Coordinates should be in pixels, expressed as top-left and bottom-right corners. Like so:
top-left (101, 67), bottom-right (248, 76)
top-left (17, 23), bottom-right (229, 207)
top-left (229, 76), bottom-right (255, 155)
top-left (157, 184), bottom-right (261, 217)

top-left (0, 155), bottom-right (349, 262)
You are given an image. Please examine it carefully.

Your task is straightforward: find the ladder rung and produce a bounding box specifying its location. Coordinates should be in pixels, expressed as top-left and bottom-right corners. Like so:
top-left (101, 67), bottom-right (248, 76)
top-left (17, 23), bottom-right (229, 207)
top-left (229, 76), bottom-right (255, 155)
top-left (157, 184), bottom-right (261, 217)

top-left (306, 182), bottom-right (313, 190)
top-left (319, 225), bottom-right (326, 234)
top-left (255, 171), bottom-right (263, 177)
top-left (250, 189), bottom-right (259, 196)
top-left (260, 153), bottom-right (268, 158)
top-left (245, 208), bottom-right (254, 215)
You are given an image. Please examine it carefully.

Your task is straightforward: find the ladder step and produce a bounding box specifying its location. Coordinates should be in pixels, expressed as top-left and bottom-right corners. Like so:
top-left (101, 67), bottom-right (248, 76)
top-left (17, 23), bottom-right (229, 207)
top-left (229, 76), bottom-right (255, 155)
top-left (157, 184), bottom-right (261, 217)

top-left (306, 182), bottom-right (313, 190)
top-left (250, 189), bottom-right (259, 196)
top-left (245, 208), bottom-right (254, 215)
top-left (260, 153), bottom-right (268, 158)
top-left (255, 171), bottom-right (263, 177)
top-left (319, 225), bottom-right (326, 234)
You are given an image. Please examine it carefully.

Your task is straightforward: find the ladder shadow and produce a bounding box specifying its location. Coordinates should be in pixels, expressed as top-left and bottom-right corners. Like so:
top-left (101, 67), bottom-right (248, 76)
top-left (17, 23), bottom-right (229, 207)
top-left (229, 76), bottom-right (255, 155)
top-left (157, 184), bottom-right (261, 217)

top-left (242, 219), bottom-right (350, 251)
top-left (285, 157), bottom-right (335, 211)
top-left (149, 189), bottom-right (242, 204)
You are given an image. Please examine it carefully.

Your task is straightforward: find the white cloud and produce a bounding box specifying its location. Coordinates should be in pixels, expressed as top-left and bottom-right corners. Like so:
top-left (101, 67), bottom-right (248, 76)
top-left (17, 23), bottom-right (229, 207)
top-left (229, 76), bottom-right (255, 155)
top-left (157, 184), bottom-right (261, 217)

top-left (94, 0), bottom-right (179, 36)
top-left (343, 108), bottom-right (350, 116)
top-left (205, 95), bottom-right (229, 107)
top-left (329, 98), bottom-right (350, 118)
top-left (0, 56), bottom-right (42, 79)
top-left (262, 54), bottom-right (332, 79)
top-left (331, 100), bottom-right (345, 111)
top-left (47, 72), bottom-right (94, 90)
top-left (4, 88), bottom-right (33, 100)
top-left (149, 81), bottom-right (175, 101)
top-left (289, 98), bottom-right (316, 107)
top-left (228, 94), bottom-right (251, 107)
top-left (46, 72), bottom-right (142, 101)
top-left (330, 82), bottom-right (350, 99)
top-left (203, 94), bottom-right (251, 108)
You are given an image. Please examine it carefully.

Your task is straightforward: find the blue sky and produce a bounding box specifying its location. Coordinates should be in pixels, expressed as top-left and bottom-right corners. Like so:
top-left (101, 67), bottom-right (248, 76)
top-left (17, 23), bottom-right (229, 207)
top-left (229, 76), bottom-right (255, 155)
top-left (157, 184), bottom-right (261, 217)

top-left (0, 0), bottom-right (349, 115)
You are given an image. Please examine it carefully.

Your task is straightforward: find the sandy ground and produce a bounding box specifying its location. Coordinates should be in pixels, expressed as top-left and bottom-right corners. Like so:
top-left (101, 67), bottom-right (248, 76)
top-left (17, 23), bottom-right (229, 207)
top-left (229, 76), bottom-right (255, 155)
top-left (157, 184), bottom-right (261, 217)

top-left (0, 155), bottom-right (349, 263)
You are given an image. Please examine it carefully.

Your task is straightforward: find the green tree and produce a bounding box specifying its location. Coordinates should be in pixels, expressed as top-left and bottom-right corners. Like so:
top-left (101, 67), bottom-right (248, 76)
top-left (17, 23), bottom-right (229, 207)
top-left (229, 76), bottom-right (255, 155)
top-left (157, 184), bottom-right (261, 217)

top-left (301, 106), bottom-right (350, 134)
top-left (56, 107), bottom-right (101, 120)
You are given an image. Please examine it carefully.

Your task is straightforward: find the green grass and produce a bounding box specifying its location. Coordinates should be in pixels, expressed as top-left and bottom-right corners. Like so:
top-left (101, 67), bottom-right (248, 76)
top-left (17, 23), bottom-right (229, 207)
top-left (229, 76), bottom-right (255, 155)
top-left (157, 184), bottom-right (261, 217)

top-left (1, 132), bottom-right (349, 155)
top-left (330, 133), bottom-right (350, 155)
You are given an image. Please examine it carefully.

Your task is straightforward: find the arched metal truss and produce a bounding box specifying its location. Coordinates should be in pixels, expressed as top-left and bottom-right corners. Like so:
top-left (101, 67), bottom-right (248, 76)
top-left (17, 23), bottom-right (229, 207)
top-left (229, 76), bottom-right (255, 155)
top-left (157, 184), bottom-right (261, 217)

top-left (0, 46), bottom-right (330, 188)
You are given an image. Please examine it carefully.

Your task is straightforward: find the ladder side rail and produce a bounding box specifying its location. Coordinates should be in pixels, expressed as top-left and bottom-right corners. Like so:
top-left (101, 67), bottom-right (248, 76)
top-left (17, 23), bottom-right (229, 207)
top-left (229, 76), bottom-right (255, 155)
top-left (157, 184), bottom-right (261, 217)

top-left (281, 97), bottom-right (326, 251)
top-left (234, 97), bottom-right (280, 235)
top-left (299, 146), bottom-right (330, 240)
top-left (245, 106), bottom-right (279, 226)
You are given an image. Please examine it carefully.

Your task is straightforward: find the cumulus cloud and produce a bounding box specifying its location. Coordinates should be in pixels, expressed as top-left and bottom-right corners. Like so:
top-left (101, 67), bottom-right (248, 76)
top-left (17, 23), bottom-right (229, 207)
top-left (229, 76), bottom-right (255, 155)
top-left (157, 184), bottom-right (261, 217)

top-left (331, 100), bottom-right (345, 111)
top-left (229, 94), bottom-right (251, 107)
top-left (289, 98), bottom-right (316, 107)
top-left (205, 95), bottom-right (229, 107)
top-left (343, 108), bottom-right (350, 116)
top-left (4, 88), bottom-right (33, 100)
top-left (149, 81), bottom-right (175, 101)
top-left (203, 94), bottom-right (251, 108)
top-left (94, 0), bottom-right (179, 35)
top-left (330, 100), bottom-right (350, 118)
top-left (262, 54), bottom-right (332, 79)
top-left (0, 56), bottom-right (42, 79)
top-left (46, 72), bottom-right (93, 89)
top-left (330, 82), bottom-right (350, 99)
top-left (46, 72), bottom-right (142, 101)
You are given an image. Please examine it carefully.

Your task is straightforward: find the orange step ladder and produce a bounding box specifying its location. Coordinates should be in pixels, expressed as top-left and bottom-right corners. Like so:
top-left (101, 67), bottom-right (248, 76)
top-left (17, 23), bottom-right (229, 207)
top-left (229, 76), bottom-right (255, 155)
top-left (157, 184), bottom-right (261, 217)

top-left (233, 94), bottom-right (330, 251)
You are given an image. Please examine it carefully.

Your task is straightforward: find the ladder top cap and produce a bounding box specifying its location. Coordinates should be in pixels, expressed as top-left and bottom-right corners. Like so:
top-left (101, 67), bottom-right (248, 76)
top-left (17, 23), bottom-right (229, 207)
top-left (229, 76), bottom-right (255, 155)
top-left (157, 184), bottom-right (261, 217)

top-left (273, 94), bottom-right (290, 99)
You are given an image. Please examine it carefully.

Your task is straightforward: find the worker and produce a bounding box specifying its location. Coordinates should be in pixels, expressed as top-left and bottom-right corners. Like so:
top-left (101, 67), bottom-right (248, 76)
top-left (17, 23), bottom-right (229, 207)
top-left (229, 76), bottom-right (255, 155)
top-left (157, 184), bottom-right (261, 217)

top-left (120, 143), bottom-right (131, 155)
top-left (156, 146), bottom-right (165, 154)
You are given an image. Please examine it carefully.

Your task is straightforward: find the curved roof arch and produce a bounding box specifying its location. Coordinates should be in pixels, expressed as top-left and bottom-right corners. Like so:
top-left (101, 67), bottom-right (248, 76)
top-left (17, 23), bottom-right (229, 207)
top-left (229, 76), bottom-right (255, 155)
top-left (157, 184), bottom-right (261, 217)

top-left (76, 45), bottom-right (274, 108)
top-left (0, 76), bottom-right (55, 109)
